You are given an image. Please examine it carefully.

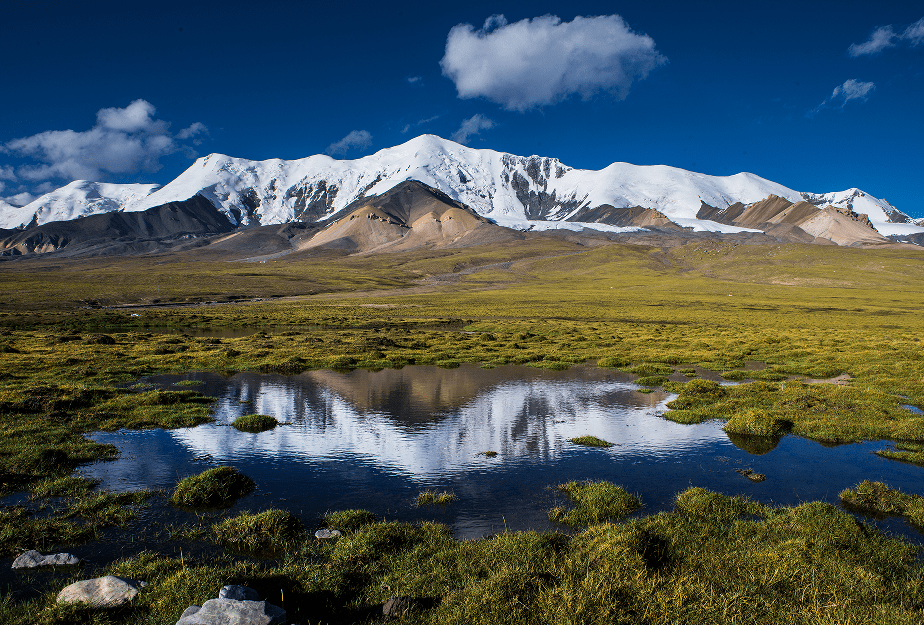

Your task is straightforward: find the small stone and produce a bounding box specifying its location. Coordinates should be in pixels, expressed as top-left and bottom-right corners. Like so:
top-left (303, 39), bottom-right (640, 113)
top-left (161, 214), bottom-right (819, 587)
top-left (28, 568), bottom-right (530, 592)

top-left (12, 549), bottom-right (80, 569)
top-left (219, 585), bottom-right (260, 601)
top-left (57, 575), bottom-right (144, 608)
top-left (176, 598), bottom-right (286, 625)
top-left (314, 529), bottom-right (341, 539)
top-left (382, 596), bottom-right (414, 620)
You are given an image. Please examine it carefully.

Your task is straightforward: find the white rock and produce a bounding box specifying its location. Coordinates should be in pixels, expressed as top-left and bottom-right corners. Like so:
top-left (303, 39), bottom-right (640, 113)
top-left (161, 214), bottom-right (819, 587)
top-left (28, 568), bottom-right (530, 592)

top-left (12, 549), bottom-right (80, 569)
top-left (56, 575), bottom-right (145, 608)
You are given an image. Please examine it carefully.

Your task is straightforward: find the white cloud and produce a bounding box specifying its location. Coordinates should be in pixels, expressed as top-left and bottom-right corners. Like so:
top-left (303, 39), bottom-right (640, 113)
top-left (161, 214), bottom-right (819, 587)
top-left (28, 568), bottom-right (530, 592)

top-left (325, 130), bottom-right (373, 156)
top-left (401, 114), bottom-right (441, 134)
top-left (4, 191), bottom-right (36, 206)
top-left (848, 26), bottom-right (896, 57)
top-left (808, 79), bottom-right (876, 117)
top-left (176, 122), bottom-right (208, 141)
top-left (440, 13), bottom-right (666, 111)
top-left (450, 114), bottom-right (496, 144)
top-left (406, 76), bottom-right (423, 86)
top-left (0, 165), bottom-right (15, 181)
top-left (849, 17), bottom-right (924, 56)
top-left (903, 17), bottom-right (924, 46)
top-left (3, 99), bottom-right (207, 183)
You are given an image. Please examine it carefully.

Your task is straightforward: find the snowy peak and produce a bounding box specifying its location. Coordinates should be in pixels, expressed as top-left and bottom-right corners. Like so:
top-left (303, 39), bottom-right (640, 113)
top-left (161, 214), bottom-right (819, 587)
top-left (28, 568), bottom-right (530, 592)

top-left (1, 180), bottom-right (161, 230)
top-left (2, 135), bottom-right (920, 244)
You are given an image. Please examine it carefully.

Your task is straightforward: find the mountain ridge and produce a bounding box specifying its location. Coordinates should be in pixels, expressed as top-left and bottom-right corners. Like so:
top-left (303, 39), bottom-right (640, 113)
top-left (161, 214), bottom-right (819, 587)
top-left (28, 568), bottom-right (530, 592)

top-left (3, 135), bottom-right (922, 245)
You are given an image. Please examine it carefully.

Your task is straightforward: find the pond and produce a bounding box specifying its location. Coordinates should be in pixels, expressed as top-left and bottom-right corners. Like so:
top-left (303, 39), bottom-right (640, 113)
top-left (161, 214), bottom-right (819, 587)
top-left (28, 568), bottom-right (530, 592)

top-left (84, 364), bottom-right (924, 541)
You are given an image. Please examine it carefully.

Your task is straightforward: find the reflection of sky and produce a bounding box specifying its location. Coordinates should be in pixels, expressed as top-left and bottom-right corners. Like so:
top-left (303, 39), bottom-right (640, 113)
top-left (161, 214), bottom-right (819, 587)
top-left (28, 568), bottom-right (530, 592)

top-left (168, 373), bottom-right (724, 479)
top-left (83, 365), bottom-right (924, 542)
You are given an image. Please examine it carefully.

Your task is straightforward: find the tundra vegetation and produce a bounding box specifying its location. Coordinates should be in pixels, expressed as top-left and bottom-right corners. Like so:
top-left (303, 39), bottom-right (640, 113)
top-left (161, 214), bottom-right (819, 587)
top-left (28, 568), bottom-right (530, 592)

top-left (1, 239), bottom-right (924, 622)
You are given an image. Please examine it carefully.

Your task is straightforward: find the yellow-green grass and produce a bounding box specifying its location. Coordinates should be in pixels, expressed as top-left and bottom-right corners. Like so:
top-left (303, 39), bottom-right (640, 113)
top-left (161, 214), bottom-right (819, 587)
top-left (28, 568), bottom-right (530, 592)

top-left (417, 490), bottom-right (456, 506)
top-left (875, 442), bottom-right (924, 466)
top-left (839, 481), bottom-right (924, 527)
top-left (2, 239), bottom-right (924, 617)
top-left (569, 435), bottom-right (613, 448)
top-left (549, 481), bottom-right (641, 526)
top-left (7, 487), bottom-right (924, 624)
top-left (170, 466), bottom-right (256, 508)
top-left (213, 509), bottom-right (304, 554)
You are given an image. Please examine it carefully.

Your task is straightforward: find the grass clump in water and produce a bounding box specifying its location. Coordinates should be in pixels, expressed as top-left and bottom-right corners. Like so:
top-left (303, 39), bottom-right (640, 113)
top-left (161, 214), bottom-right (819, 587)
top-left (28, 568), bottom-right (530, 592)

top-left (875, 441), bottom-right (924, 466)
top-left (231, 413), bottom-right (278, 433)
top-left (213, 508), bottom-right (304, 553)
top-left (839, 481), bottom-right (924, 526)
top-left (417, 491), bottom-right (456, 506)
top-left (550, 481), bottom-right (640, 526)
top-left (29, 475), bottom-right (100, 498)
top-left (569, 435), bottom-right (613, 448)
top-left (170, 466), bottom-right (255, 508)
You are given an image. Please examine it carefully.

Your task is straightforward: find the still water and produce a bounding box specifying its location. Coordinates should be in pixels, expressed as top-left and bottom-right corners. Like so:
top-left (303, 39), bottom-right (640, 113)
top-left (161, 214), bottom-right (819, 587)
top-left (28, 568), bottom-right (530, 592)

top-left (84, 364), bottom-right (924, 540)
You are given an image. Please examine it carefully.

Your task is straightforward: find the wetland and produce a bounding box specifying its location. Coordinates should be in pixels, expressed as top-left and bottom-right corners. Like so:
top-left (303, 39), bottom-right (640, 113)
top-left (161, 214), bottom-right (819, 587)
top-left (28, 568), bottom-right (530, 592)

top-left (2, 238), bottom-right (924, 623)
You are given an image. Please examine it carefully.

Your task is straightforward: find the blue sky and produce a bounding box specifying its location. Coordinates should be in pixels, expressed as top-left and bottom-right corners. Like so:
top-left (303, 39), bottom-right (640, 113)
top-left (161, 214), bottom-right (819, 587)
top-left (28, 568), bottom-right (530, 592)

top-left (1, 1), bottom-right (922, 216)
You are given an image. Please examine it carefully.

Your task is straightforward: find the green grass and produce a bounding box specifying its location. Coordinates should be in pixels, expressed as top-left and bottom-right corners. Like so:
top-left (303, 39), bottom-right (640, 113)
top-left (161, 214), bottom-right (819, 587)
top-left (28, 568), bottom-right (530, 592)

top-left (549, 481), bottom-right (641, 526)
top-left (3, 240), bottom-right (924, 621)
top-left (569, 435), bottom-right (613, 448)
top-left (875, 442), bottom-right (924, 466)
top-left (213, 509), bottom-right (304, 554)
top-left (230, 413), bottom-right (279, 433)
top-left (839, 481), bottom-right (924, 527)
top-left (417, 491), bottom-right (456, 506)
top-left (170, 466), bottom-right (256, 508)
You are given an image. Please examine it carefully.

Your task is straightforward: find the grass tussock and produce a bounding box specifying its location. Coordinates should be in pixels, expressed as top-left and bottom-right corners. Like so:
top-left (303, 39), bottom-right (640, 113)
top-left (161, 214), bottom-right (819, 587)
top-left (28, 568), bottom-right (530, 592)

top-left (213, 509), bottom-right (304, 553)
top-left (231, 413), bottom-right (279, 433)
top-left (170, 466), bottom-right (256, 508)
top-left (3, 487), bottom-right (924, 623)
top-left (839, 481), bottom-right (924, 527)
top-left (417, 491), bottom-right (456, 506)
top-left (549, 481), bottom-right (641, 527)
top-left (569, 436), bottom-right (613, 448)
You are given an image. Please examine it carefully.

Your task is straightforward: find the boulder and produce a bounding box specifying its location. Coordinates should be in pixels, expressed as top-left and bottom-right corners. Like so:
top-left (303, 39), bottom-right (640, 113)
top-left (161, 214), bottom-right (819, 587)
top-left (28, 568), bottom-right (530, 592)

top-left (57, 575), bottom-right (145, 608)
top-left (176, 586), bottom-right (286, 625)
top-left (219, 584), bottom-right (261, 601)
top-left (12, 550), bottom-right (80, 569)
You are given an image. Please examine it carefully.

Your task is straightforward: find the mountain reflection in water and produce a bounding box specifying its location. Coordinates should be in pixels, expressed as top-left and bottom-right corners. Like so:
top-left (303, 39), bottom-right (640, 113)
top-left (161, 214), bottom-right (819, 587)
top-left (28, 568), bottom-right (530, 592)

top-left (84, 364), bottom-right (924, 540)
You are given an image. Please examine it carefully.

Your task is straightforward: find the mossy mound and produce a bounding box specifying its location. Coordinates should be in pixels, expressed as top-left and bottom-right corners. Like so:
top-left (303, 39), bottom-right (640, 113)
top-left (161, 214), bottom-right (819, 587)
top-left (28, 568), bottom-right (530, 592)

top-left (231, 413), bottom-right (278, 433)
top-left (550, 481), bottom-right (640, 527)
top-left (213, 509), bottom-right (304, 553)
top-left (569, 436), bottom-right (613, 448)
top-left (666, 379), bottom-right (728, 410)
top-left (170, 466), bottom-right (255, 508)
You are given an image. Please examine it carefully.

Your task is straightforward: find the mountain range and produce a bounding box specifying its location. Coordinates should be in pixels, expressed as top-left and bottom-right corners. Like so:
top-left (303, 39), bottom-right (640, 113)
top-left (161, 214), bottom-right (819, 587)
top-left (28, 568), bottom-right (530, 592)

top-left (2, 134), bottom-right (923, 255)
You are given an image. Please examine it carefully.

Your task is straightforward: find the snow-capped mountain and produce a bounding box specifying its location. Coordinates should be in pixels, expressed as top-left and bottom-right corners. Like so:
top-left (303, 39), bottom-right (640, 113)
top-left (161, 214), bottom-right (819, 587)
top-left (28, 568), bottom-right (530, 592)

top-left (1, 180), bottom-right (161, 230)
top-left (3, 135), bottom-right (920, 239)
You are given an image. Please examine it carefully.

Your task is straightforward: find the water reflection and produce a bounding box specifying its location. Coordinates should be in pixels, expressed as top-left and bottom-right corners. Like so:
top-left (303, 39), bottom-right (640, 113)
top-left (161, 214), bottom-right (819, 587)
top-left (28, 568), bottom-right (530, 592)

top-left (85, 364), bottom-right (924, 540)
top-left (168, 366), bottom-right (720, 478)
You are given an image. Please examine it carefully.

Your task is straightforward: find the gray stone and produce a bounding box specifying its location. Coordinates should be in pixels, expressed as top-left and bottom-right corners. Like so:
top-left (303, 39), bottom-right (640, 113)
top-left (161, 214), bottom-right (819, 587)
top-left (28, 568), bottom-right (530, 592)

top-left (56, 575), bottom-right (145, 608)
top-left (176, 598), bottom-right (286, 625)
top-left (219, 585), bottom-right (260, 601)
top-left (382, 596), bottom-right (414, 620)
top-left (314, 529), bottom-right (341, 539)
top-left (12, 549), bottom-right (80, 569)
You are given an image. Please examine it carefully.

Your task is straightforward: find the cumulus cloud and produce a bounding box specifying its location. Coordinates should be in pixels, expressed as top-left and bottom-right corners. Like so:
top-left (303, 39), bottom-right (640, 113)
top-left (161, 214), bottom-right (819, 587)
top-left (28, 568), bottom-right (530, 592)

top-left (440, 13), bottom-right (666, 111)
top-left (3, 99), bottom-right (207, 183)
top-left (808, 79), bottom-right (876, 117)
top-left (848, 17), bottom-right (924, 56)
top-left (325, 130), bottom-right (373, 156)
top-left (450, 114), bottom-right (496, 144)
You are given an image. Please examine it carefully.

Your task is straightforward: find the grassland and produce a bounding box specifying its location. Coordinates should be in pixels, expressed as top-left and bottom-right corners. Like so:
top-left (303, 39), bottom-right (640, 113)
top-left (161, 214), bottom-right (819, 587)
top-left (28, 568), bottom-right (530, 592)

top-left (1, 238), bottom-right (924, 622)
